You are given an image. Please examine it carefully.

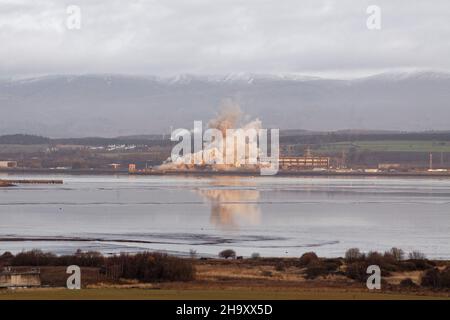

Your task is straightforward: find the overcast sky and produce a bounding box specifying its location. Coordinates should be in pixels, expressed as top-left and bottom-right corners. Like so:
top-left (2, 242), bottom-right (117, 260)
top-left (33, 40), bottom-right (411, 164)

top-left (1, 0), bottom-right (450, 78)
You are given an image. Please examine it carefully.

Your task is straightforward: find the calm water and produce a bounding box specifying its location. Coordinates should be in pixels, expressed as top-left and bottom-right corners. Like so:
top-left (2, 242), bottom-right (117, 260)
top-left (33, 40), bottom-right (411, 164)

top-left (1, 174), bottom-right (450, 259)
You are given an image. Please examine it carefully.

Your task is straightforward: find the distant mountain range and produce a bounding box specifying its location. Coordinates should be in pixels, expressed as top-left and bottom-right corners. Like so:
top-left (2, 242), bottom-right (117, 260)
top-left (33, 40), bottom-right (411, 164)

top-left (0, 71), bottom-right (449, 137)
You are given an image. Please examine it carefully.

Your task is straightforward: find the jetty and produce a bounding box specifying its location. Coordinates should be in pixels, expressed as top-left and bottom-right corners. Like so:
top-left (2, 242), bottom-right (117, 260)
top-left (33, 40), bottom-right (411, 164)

top-left (0, 179), bottom-right (63, 186)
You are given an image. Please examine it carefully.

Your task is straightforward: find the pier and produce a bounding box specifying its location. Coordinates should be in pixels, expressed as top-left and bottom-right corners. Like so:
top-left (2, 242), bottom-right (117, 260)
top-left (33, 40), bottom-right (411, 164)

top-left (0, 179), bottom-right (63, 185)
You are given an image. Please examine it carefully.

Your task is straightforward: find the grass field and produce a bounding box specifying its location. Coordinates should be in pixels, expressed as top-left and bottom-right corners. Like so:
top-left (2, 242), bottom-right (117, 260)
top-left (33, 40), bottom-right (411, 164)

top-left (1, 288), bottom-right (448, 300)
top-left (315, 140), bottom-right (450, 153)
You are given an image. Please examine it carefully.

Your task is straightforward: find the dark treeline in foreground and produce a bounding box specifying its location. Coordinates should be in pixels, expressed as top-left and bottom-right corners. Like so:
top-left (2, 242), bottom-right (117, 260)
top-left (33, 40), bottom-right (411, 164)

top-left (296, 248), bottom-right (450, 290)
top-left (1, 247), bottom-right (449, 290)
top-left (0, 250), bottom-right (195, 282)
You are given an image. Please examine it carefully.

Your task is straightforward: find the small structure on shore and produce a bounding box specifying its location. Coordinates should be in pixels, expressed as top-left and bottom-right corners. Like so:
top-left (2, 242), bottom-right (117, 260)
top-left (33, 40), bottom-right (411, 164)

top-left (0, 267), bottom-right (41, 288)
top-left (0, 179), bottom-right (63, 186)
top-left (0, 180), bottom-right (15, 187)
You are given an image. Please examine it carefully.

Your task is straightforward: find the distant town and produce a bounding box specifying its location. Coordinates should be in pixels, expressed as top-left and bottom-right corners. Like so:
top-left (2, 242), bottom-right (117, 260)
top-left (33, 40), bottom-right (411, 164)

top-left (1, 131), bottom-right (449, 177)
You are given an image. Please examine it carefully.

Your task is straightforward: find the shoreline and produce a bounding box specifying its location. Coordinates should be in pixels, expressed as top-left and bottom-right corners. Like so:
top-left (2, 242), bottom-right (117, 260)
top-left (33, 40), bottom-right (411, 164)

top-left (1, 167), bottom-right (450, 179)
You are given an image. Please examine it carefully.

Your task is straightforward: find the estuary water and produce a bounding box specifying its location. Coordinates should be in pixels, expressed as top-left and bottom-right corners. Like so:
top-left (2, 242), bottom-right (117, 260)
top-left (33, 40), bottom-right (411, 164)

top-left (0, 174), bottom-right (449, 259)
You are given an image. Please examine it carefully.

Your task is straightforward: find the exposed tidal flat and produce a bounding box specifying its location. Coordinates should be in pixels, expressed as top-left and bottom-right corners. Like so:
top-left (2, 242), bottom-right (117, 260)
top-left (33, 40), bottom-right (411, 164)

top-left (0, 174), bottom-right (449, 259)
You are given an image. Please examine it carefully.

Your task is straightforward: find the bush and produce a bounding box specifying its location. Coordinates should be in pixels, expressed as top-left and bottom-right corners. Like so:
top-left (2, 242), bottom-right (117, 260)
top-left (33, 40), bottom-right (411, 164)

top-left (60, 251), bottom-right (105, 267)
top-left (399, 278), bottom-right (417, 288)
top-left (0, 251), bottom-right (14, 263)
top-left (275, 262), bottom-right (285, 272)
top-left (440, 267), bottom-right (450, 288)
top-left (421, 267), bottom-right (450, 289)
top-left (345, 261), bottom-right (369, 282)
top-left (409, 251), bottom-right (426, 260)
top-left (322, 259), bottom-right (343, 271)
top-left (299, 252), bottom-right (319, 266)
top-left (421, 268), bottom-right (441, 288)
top-left (10, 249), bottom-right (106, 267)
top-left (398, 261), bottom-right (417, 271)
top-left (304, 259), bottom-right (340, 279)
top-left (408, 259), bottom-right (434, 271)
top-left (366, 251), bottom-right (384, 265)
top-left (345, 248), bottom-right (363, 262)
top-left (11, 249), bottom-right (57, 266)
top-left (260, 270), bottom-right (272, 277)
top-left (388, 247), bottom-right (405, 261)
top-left (304, 261), bottom-right (328, 279)
top-left (0, 251), bottom-right (13, 260)
top-left (107, 252), bottom-right (195, 282)
top-left (219, 249), bottom-right (236, 259)
top-left (365, 251), bottom-right (396, 274)
top-left (251, 252), bottom-right (261, 259)
top-left (189, 249), bottom-right (197, 259)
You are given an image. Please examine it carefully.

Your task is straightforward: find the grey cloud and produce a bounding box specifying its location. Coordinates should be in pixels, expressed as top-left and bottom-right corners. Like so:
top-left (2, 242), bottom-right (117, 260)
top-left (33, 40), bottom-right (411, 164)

top-left (0, 0), bottom-right (449, 77)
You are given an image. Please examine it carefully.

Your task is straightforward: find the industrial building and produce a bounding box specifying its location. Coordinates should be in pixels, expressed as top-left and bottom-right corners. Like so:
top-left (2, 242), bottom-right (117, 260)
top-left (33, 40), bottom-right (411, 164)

top-left (0, 160), bottom-right (17, 168)
top-left (0, 268), bottom-right (41, 288)
top-left (279, 147), bottom-right (330, 170)
top-left (279, 156), bottom-right (330, 170)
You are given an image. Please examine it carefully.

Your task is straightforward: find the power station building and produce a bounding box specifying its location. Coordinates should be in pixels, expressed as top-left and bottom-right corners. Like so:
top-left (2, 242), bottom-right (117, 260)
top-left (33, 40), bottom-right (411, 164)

top-left (0, 161), bottom-right (17, 168)
top-left (279, 156), bottom-right (330, 170)
top-left (0, 268), bottom-right (41, 288)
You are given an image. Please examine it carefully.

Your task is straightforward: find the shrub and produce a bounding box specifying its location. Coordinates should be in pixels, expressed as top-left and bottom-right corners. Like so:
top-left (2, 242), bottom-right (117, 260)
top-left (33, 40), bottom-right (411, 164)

top-left (389, 247), bottom-right (405, 261)
top-left (0, 251), bottom-right (13, 260)
top-left (275, 262), bottom-right (285, 272)
top-left (440, 267), bottom-right (450, 288)
top-left (55, 251), bottom-right (105, 267)
top-left (421, 268), bottom-right (441, 288)
top-left (299, 252), bottom-right (319, 266)
top-left (365, 251), bottom-right (397, 274)
top-left (407, 259), bottom-right (434, 271)
top-left (366, 251), bottom-right (384, 265)
top-left (322, 259), bottom-right (342, 271)
top-left (189, 249), bottom-right (197, 259)
top-left (399, 278), bottom-right (417, 288)
top-left (421, 267), bottom-right (450, 289)
top-left (9, 249), bottom-right (106, 267)
top-left (0, 252), bottom-right (13, 267)
top-left (409, 251), bottom-right (426, 260)
top-left (260, 270), bottom-right (273, 277)
top-left (219, 249), bottom-right (236, 259)
top-left (251, 252), bottom-right (261, 259)
top-left (345, 261), bottom-right (369, 282)
top-left (345, 248), bottom-right (363, 262)
top-left (11, 249), bottom-right (57, 266)
top-left (304, 259), bottom-right (340, 279)
top-left (398, 261), bottom-right (417, 271)
top-left (304, 261), bottom-right (328, 279)
top-left (107, 252), bottom-right (195, 282)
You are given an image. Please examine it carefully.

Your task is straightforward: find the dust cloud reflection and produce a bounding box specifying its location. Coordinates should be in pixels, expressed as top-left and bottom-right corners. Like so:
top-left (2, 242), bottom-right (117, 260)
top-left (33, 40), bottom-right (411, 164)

top-left (197, 177), bottom-right (261, 229)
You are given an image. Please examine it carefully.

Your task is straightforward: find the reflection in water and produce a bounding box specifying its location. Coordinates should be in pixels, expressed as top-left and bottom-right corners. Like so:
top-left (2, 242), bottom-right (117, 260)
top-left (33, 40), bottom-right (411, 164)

top-left (198, 177), bottom-right (261, 229)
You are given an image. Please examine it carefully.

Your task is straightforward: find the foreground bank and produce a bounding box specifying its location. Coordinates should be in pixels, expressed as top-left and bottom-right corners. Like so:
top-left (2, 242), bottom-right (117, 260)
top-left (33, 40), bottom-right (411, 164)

top-left (1, 249), bottom-right (449, 299)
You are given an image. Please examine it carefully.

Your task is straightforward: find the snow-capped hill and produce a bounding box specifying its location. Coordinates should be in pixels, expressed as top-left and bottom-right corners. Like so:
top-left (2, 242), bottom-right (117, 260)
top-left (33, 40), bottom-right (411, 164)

top-left (357, 70), bottom-right (450, 82)
top-left (1, 71), bottom-right (449, 137)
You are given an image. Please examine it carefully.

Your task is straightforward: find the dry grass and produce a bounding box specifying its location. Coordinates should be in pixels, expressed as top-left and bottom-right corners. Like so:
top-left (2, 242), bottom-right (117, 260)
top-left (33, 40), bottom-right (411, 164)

top-left (1, 287), bottom-right (448, 300)
top-left (2, 258), bottom-right (450, 300)
top-left (385, 271), bottom-right (422, 285)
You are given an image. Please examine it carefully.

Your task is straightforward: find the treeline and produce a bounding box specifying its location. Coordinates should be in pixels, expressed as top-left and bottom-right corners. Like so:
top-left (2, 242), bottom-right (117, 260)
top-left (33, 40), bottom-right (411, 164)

top-left (2, 131), bottom-right (450, 146)
top-left (295, 247), bottom-right (450, 289)
top-left (0, 134), bottom-right (173, 147)
top-left (0, 134), bottom-right (50, 145)
top-left (280, 131), bottom-right (450, 145)
top-left (0, 250), bottom-right (195, 282)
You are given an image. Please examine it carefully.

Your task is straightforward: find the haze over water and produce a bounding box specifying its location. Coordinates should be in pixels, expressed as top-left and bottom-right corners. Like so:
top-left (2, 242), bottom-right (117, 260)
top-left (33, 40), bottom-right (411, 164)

top-left (0, 174), bottom-right (449, 259)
